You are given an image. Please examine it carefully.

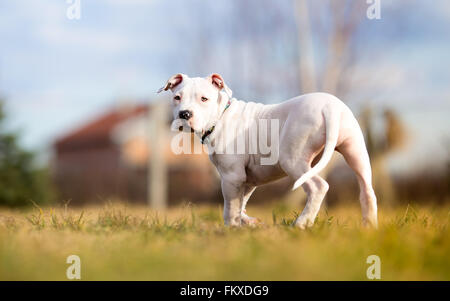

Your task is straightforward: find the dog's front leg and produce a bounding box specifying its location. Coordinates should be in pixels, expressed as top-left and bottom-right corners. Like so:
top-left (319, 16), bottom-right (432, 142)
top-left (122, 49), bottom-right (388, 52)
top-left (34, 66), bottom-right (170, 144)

top-left (240, 186), bottom-right (262, 226)
top-left (221, 180), bottom-right (245, 227)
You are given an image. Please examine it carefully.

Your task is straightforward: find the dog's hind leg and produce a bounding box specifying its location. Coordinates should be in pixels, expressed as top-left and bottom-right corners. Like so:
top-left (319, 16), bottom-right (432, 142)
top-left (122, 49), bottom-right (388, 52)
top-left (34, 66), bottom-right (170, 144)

top-left (337, 134), bottom-right (378, 228)
top-left (293, 175), bottom-right (329, 229)
top-left (281, 158), bottom-right (329, 229)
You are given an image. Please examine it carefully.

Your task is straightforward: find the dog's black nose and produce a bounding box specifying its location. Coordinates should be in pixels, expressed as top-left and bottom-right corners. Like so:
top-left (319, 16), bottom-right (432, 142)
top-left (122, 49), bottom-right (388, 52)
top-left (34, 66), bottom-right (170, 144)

top-left (178, 110), bottom-right (193, 120)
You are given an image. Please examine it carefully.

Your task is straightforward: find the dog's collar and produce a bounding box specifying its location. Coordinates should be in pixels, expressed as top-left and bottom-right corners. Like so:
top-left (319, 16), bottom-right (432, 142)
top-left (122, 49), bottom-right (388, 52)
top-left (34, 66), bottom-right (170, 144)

top-left (201, 99), bottom-right (232, 144)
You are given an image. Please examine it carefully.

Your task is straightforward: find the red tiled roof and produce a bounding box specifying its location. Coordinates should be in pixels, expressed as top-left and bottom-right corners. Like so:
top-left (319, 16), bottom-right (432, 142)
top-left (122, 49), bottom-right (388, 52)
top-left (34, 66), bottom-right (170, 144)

top-left (55, 104), bottom-right (149, 150)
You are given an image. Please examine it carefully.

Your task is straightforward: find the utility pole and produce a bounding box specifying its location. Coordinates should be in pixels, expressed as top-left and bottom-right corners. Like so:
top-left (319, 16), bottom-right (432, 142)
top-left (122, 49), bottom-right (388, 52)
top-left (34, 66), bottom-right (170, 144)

top-left (148, 99), bottom-right (168, 209)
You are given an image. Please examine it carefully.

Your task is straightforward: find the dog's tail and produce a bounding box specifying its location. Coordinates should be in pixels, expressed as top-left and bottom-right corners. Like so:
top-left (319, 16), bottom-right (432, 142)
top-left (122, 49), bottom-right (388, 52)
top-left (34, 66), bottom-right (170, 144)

top-left (292, 105), bottom-right (340, 191)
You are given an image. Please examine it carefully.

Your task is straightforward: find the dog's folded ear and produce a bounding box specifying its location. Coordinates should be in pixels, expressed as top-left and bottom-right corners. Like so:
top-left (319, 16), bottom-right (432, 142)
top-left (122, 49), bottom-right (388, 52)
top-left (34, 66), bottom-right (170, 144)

top-left (210, 73), bottom-right (233, 99)
top-left (157, 73), bottom-right (185, 93)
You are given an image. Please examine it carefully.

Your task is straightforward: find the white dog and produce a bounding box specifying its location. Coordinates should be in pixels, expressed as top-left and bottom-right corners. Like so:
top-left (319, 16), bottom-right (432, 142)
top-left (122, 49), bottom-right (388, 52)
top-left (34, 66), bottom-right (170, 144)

top-left (158, 73), bottom-right (378, 229)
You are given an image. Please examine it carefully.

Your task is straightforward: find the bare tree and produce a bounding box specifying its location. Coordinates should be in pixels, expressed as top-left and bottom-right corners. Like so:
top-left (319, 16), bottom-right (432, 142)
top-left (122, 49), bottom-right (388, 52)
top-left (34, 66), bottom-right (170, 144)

top-left (294, 0), bottom-right (317, 93)
top-left (360, 107), bottom-right (408, 205)
top-left (176, 0), bottom-right (408, 206)
top-left (289, 0), bottom-right (408, 206)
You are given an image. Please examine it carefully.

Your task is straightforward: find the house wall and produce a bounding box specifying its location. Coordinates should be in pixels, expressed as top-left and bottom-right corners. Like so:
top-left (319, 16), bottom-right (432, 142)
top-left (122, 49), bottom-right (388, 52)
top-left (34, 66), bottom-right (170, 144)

top-left (53, 143), bottom-right (220, 205)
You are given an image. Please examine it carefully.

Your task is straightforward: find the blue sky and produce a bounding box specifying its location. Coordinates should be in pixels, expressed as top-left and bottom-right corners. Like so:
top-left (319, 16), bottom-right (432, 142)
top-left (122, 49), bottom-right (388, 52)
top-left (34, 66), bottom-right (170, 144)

top-left (0, 0), bottom-right (449, 173)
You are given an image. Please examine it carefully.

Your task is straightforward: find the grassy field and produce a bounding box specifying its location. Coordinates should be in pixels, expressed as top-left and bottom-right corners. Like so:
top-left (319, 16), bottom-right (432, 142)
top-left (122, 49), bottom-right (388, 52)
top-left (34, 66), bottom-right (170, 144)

top-left (0, 202), bottom-right (449, 280)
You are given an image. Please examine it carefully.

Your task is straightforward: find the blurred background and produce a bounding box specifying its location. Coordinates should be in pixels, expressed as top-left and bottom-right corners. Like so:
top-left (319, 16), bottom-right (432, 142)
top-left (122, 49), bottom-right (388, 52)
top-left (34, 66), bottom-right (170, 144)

top-left (0, 0), bottom-right (449, 208)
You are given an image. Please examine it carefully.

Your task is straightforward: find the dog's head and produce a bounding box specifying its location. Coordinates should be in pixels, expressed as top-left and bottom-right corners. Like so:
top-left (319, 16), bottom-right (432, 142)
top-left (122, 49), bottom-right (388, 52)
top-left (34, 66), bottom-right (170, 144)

top-left (158, 73), bottom-right (232, 135)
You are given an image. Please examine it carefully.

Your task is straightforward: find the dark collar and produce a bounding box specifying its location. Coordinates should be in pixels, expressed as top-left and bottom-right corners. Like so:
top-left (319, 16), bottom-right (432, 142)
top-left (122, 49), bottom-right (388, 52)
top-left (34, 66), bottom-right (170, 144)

top-left (201, 99), bottom-right (232, 144)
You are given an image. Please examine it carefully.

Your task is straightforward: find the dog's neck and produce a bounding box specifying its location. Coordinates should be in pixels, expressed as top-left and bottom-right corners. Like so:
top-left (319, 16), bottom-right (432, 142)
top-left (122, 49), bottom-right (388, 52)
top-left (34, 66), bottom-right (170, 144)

top-left (202, 98), bottom-right (267, 150)
top-left (201, 97), bottom-right (232, 144)
top-left (200, 91), bottom-right (234, 144)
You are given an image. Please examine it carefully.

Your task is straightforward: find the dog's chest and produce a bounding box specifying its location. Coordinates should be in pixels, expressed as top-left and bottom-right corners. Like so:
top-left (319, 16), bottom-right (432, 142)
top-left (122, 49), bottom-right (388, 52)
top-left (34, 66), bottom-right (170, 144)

top-left (244, 155), bottom-right (287, 185)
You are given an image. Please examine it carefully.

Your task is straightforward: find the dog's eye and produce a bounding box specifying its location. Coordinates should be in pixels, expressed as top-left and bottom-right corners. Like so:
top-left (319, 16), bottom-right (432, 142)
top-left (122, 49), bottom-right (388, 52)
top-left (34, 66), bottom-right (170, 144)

top-left (201, 96), bottom-right (208, 102)
top-left (174, 95), bottom-right (181, 101)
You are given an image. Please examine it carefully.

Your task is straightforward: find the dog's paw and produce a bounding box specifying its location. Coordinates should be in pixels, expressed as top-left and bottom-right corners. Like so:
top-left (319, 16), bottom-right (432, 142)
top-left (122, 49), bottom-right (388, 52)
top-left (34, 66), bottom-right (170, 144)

top-left (224, 215), bottom-right (243, 227)
top-left (241, 215), bottom-right (263, 227)
top-left (293, 217), bottom-right (314, 230)
top-left (362, 217), bottom-right (378, 229)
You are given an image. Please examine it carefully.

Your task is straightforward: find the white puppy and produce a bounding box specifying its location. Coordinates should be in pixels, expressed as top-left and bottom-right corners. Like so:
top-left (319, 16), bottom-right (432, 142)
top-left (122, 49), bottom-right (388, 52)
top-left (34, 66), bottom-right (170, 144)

top-left (158, 73), bottom-right (377, 228)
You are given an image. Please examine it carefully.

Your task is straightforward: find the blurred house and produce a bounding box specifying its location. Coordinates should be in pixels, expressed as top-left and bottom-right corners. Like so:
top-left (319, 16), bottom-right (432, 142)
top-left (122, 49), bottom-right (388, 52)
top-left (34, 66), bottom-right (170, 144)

top-left (53, 102), bottom-right (220, 205)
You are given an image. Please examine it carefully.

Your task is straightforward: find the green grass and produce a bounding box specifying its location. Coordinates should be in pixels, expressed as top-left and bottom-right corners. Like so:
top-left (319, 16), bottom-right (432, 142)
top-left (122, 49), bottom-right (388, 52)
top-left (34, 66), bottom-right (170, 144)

top-left (0, 202), bottom-right (449, 280)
